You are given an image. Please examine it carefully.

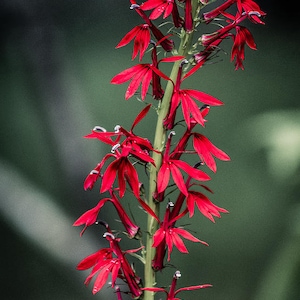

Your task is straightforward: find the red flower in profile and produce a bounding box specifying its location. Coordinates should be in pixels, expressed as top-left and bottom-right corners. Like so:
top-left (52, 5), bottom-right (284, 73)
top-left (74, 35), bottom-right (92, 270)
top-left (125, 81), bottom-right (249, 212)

top-left (111, 42), bottom-right (184, 100)
top-left (116, 24), bottom-right (151, 61)
top-left (203, 0), bottom-right (266, 24)
top-left (192, 133), bottom-right (230, 172)
top-left (73, 190), bottom-right (140, 238)
top-left (157, 132), bottom-right (211, 196)
top-left (166, 61), bottom-right (223, 129)
top-left (142, 270), bottom-right (212, 300)
top-left (230, 25), bottom-right (257, 70)
top-left (187, 190), bottom-right (228, 221)
top-left (77, 232), bottom-right (143, 298)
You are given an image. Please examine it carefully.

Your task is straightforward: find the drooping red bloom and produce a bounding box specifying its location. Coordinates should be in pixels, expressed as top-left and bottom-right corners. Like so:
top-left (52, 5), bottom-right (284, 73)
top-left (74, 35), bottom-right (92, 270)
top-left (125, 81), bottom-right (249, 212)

top-left (116, 24), bottom-right (151, 61)
top-left (142, 270), bottom-right (212, 300)
top-left (111, 43), bottom-right (184, 100)
top-left (230, 25), bottom-right (257, 70)
top-left (77, 232), bottom-right (143, 298)
top-left (73, 191), bottom-right (140, 238)
top-left (192, 133), bottom-right (230, 172)
top-left (187, 190), bottom-right (228, 221)
top-left (184, 0), bottom-right (193, 32)
top-left (157, 132), bottom-right (211, 196)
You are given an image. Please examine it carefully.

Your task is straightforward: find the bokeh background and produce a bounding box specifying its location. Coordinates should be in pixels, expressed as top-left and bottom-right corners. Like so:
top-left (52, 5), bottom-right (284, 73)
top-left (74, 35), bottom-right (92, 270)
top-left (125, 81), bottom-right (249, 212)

top-left (1, 1), bottom-right (299, 299)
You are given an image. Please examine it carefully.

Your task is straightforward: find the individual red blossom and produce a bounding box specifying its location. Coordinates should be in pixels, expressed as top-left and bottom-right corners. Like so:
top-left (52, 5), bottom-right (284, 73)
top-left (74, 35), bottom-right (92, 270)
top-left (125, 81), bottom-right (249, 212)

top-left (128, 2), bottom-right (174, 53)
top-left (152, 202), bottom-right (208, 262)
top-left (73, 191), bottom-right (140, 238)
top-left (111, 42), bottom-right (184, 100)
top-left (187, 190), bottom-right (228, 221)
top-left (192, 133), bottom-right (230, 172)
top-left (116, 24), bottom-right (151, 61)
top-left (141, 0), bottom-right (183, 28)
top-left (184, 0), bottom-right (193, 32)
top-left (166, 61), bottom-right (223, 129)
top-left (100, 144), bottom-right (141, 198)
top-left (157, 131), bottom-right (211, 196)
top-left (203, 0), bottom-right (266, 24)
top-left (230, 25), bottom-right (257, 70)
top-left (142, 270), bottom-right (212, 300)
top-left (77, 232), bottom-right (143, 298)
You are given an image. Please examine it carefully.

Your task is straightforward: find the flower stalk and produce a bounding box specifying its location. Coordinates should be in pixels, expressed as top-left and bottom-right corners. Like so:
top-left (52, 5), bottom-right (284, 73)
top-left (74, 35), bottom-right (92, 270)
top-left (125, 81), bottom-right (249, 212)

top-left (73, 1), bottom-right (266, 299)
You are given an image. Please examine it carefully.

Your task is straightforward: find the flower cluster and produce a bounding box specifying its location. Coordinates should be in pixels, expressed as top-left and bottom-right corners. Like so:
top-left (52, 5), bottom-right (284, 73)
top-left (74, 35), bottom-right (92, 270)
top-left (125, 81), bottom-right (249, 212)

top-left (74, 0), bottom-right (265, 299)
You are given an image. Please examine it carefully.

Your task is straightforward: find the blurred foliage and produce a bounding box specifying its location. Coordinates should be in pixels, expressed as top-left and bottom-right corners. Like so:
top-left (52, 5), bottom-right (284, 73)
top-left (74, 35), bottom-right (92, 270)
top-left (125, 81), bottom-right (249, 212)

top-left (1, 1), bottom-right (300, 299)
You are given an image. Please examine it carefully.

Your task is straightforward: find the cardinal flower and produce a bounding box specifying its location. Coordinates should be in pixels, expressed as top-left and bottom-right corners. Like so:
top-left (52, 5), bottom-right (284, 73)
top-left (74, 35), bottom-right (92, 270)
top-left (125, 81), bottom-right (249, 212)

top-left (152, 202), bottom-right (208, 262)
top-left (157, 131), bottom-right (210, 196)
top-left (192, 133), bottom-right (230, 172)
top-left (77, 232), bottom-right (142, 298)
top-left (142, 270), bottom-right (212, 300)
top-left (166, 60), bottom-right (223, 129)
top-left (187, 190), bottom-right (228, 221)
top-left (141, 0), bottom-right (183, 28)
top-left (111, 43), bottom-right (184, 100)
top-left (73, 191), bottom-right (140, 238)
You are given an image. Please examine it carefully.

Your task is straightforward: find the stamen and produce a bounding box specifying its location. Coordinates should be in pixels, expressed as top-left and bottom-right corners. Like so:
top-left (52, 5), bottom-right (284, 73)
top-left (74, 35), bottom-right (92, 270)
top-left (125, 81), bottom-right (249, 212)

top-left (93, 126), bottom-right (106, 132)
top-left (174, 270), bottom-right (181, 279)
top-left (168, 131), bottom-right (176, 138)
top-left (111, 143), bottom-right (121, 153)
top-left (130, 4), bottom-right (140, 9)
top-left (114, 125), bottom-right (121, 133)
top-left (103, 232), bottom-right (115, 239)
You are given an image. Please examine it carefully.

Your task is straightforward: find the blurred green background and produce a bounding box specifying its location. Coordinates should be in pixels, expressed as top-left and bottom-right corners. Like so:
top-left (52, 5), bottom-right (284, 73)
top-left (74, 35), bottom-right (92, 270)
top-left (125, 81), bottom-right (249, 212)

top-left (1, 1), bottom-right (300, 299)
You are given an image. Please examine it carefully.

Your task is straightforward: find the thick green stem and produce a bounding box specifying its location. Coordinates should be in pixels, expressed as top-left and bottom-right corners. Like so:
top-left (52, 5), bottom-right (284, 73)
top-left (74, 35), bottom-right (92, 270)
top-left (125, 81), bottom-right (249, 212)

top-left (143, 10), bottom-right (198, 298)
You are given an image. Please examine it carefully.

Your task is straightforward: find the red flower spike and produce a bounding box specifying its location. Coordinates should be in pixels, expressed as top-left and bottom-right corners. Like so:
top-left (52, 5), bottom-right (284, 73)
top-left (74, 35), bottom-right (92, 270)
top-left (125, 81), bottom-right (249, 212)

top-left (187, 191), bottom-right (228, 221)
top-left (192, 133), bottom-right (230, 172)
top-left (142, 270), bottom-right (212, 300)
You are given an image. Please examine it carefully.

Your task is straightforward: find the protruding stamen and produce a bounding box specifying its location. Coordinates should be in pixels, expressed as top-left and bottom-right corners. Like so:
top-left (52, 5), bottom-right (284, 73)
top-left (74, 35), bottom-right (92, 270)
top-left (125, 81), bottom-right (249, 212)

top-left (93, 126), bottom-right (106, 132)
top-left (111, 143), bottom-right (121, 153)
top-left (114, 125), bottom-right (121, 133)
top-left (174, 270), bottom-right (181, 279)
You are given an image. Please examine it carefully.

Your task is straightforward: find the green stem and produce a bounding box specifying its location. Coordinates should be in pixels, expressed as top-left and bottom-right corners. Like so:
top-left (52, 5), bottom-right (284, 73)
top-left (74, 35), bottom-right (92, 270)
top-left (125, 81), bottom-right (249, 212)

top-left (143, 5), bottom-right (198, 296)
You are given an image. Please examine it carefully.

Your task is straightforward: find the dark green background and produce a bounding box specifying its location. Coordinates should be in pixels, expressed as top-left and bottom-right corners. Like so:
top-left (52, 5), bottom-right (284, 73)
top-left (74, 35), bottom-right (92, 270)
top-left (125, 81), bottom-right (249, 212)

top-left (1, 1), bottom-right (299, 299)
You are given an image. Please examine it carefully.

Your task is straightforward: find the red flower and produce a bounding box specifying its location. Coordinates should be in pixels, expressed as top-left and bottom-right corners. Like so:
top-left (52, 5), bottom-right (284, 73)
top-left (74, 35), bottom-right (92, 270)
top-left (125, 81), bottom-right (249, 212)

top-left (203, 0), bottom-right (266, 24)
top-left (77, 233), bottom-right (142, 298)
top-left (192, 133), bottom-right (230, 172)
top-left (184, 0), bottom-right (193, 32)
top-left (141, 0), bottom-right (183, 28)
top-left (157, 132), bottom-right (211, 196)
top-left (187, 190), bottom-right (228, 221)
top-left (152, 202), bottom-right (208, 261)
top-left (111, 43), bottom-right (183, 100)
top-left (142, 270), bottom-right (212, 300)
top-left (166, 61), bottom-right (223, 129)
top-left (116, 24), bottom-right (151, 61)
top-left (73, 191), bottom-right (140, 238)
top-left (230, 25), bottom-right (257, 70)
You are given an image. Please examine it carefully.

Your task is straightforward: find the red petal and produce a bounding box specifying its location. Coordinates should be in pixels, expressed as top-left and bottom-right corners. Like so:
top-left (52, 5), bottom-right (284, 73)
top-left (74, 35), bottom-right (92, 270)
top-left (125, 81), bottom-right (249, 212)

top-left (185, 89), bottom-right (223, 106)
top-left (131, 104), bottom-right (152, 130)
top-left (157, 162), bottom-right (171, 193)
